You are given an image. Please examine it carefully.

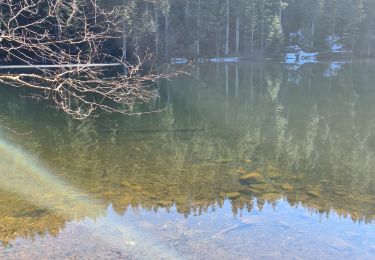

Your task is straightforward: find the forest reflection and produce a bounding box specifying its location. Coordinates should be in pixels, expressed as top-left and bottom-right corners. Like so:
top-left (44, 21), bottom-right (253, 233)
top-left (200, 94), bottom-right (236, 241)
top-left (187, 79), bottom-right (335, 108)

top-left (0, 61), bottom-right (374, 244)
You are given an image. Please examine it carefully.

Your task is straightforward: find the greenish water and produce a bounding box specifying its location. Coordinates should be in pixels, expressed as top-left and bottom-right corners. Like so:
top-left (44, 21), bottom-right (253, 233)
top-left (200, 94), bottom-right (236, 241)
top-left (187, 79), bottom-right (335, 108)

top-left (0, 61), bottom-right (375, 259)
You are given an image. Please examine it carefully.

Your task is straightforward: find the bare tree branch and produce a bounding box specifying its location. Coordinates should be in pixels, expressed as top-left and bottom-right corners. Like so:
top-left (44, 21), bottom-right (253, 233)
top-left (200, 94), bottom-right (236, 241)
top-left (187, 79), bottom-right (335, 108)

top-left (0, 0), bottom-right (173, 119)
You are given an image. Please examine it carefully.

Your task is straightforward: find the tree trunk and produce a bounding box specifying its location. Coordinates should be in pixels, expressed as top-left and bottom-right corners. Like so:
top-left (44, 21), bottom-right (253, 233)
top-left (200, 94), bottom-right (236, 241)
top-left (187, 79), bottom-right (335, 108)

top-left (186, 0), bottom-right (190, 16)
top-left (135, 37), bottom-right (139, 57)
top-left (226, 65), bottom-right (229, 96)
top-left (196, 0), bottom-right (201, 58)
top-left (122, 20), bottom-right (128, 75)
top-left (225, 64), bottom-right (229, 125)
top-left (235, 64), bottom-right (239, 98)
top-left (311, 22), bottom-right (315, 50)
top-left (368, 16), bottom-right (373, 57)
top-left (165, 13), bottom-right (169, 61)
top-left (251, 4), bottom-right (255, 56)
top-left (225, 0), bottom-right (230, 56)
top-left (330, 7), bottom-right (337, 58)
top-left (250, 65), bottom-right (253, 97)
top-left (236, 17), bottom-right (240, 55)
top-left (260, 61), bottom-right (263, 96)
top-left (216, 30), bottom-right (220, 57)
top-left (154, 8), bottom-right (159, 57)
top-left (261, 0), bottom-right (265, 57)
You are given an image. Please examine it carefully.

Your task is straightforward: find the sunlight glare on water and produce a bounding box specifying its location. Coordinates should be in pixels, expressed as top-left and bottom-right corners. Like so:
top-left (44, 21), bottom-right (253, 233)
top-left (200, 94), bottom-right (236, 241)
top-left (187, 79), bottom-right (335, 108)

top-left (0, 61), bottom-right (375, 259)
top-left (0, 136), bottom-right (181, 259)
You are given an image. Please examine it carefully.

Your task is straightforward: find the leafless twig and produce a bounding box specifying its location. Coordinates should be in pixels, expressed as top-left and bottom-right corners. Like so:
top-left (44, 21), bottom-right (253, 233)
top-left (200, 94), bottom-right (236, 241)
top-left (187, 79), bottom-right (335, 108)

top-left (0, 0), bottom-right (174, 119)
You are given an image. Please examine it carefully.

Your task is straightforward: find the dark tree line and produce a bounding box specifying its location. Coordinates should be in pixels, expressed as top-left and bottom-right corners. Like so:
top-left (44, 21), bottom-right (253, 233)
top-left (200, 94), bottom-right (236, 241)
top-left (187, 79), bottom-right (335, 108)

top-left (108, 0), bottom-right (375, 60)
top-left (1, 0), bottom-right (374, 118)
top-left (2, 0), bottom-right (374, 63)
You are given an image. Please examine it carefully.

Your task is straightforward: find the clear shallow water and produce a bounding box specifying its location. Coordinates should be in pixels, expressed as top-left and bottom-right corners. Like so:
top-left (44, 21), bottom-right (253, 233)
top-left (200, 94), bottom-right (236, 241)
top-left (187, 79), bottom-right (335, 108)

top-left (0, 61), bottom-right (375, 259)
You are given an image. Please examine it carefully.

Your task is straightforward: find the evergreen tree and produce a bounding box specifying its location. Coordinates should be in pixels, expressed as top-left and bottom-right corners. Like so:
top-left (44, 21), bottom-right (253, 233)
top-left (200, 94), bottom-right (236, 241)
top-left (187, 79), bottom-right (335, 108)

top-left (267, 15), bottom-right (284, 57)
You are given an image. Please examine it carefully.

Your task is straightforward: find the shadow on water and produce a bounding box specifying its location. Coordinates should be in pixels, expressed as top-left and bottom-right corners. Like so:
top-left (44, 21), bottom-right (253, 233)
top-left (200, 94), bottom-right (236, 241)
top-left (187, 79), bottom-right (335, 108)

top-left (0, 60), bottom-right (375, 258)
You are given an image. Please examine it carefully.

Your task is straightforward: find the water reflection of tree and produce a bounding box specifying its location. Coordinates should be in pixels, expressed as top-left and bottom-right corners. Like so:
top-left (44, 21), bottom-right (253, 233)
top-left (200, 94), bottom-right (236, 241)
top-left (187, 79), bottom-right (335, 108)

top-left (0, 61), bottom-right (375, 243)
top-left (171, 62), bottom-right (375, 221)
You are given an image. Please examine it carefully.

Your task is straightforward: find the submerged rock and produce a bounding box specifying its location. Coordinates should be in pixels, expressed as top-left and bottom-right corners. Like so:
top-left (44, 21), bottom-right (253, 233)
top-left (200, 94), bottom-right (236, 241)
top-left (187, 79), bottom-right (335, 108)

top-left (237, 167), bottom-right (247, 174)
top-left (269, 172), bottom-right (282, 179)
top-left (320, 179), bottom-right (334, 184)
top-left (247, 188), bottom-right (262, 194)
top-left (157, 200), bottom-right (173, 207)
top-left (281, 183), bottom-right (294, 191)
top-left (222, 192), bottom-right (241, 199)
top-left (239, 172), bottom-right (266, 184)
top-left (260, 193), bottom-right (281, 202)
top-left (244, 159), bottom-right (253, 165)
top-left (248, 183), bottom-right (267, 190)
top-left (121, 180), bottom-right (132, 187)
top-left (334, 190), bottom-right (347, 196)
top-left (307, 190), bottom-right (321, 198)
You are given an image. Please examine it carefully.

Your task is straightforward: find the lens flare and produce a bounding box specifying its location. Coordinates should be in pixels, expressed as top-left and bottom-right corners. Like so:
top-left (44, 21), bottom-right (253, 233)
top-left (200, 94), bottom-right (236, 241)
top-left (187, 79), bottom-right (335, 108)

top-left (0, 136), bottom-right (180, 259)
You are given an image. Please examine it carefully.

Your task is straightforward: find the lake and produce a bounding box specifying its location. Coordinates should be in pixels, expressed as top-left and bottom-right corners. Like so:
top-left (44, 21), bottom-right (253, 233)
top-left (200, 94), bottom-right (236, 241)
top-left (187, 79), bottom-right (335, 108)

top-left (0, 61), bottom-right (375, 259)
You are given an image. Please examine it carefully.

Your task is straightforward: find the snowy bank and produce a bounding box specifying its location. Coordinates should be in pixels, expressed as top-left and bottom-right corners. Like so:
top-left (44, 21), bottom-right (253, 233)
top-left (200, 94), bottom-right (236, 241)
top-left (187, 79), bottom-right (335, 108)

top-left (285, 51), bottom-right (318, 65)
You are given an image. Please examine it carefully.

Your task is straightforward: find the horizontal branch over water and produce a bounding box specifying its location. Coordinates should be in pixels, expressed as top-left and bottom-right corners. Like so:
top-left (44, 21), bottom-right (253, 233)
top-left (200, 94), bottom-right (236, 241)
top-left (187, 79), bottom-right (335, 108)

top-left (0, 63), bottom-right (123, 70)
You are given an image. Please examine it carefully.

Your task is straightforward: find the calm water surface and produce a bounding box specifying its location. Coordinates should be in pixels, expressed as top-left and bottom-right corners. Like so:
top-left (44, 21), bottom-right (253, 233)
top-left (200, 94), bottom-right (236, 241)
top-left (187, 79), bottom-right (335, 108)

top-left (0, 61), bottom-right (375, 259)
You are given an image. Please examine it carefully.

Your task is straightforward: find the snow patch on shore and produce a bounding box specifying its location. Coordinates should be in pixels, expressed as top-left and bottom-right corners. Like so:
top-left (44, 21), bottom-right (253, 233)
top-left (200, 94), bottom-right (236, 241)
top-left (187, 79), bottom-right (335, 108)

top-left (207, 57), bottom-right (240, 63)
top-left (171, 58), bottom-right (189, 65)
top-left (326, 36), bottom-right (345, 52)
top-left (171, 57), bottom-right (241, 64)
top-left (323, 62), bottom-right (345, 78)
top-left (285, 51), bottom-right (318, 66)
